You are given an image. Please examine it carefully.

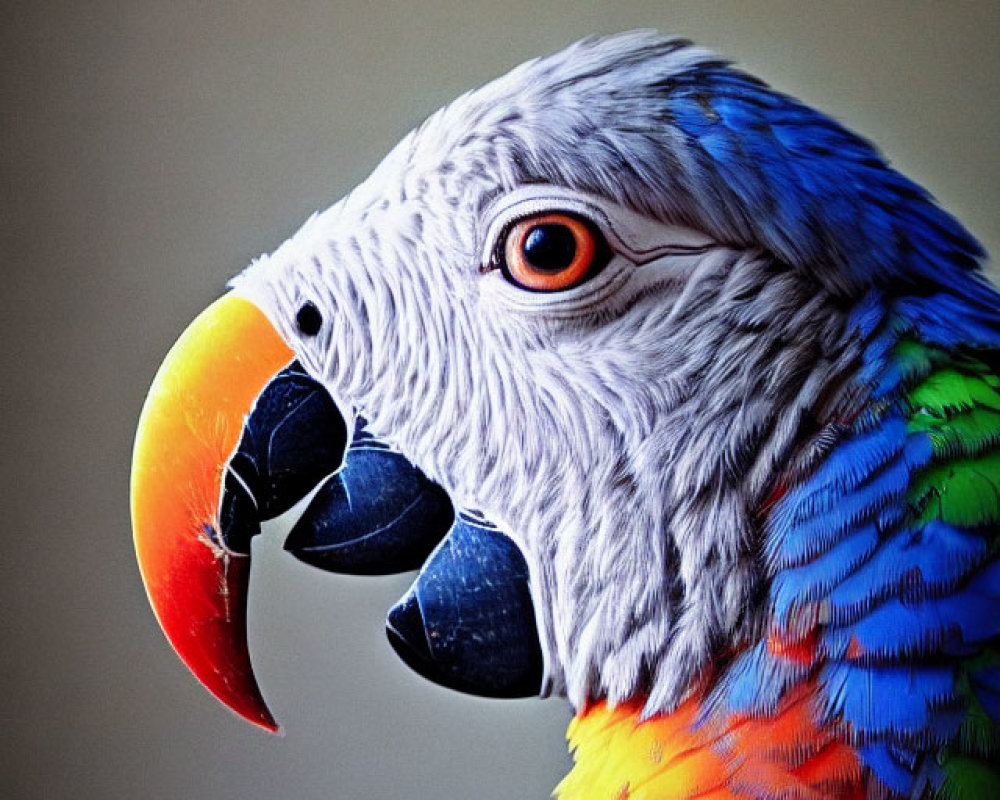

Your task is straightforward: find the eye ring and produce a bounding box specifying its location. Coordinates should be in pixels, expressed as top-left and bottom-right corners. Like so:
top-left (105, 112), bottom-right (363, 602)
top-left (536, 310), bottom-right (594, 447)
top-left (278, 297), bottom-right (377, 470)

top-left (501, 213), bottom-right (605, 292)
top-left (296, 302), bottom-right (323, 336)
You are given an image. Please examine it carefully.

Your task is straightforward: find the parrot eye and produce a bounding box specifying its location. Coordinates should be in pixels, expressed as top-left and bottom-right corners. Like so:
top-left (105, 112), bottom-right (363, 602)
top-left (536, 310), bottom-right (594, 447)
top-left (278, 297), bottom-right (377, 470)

top-left (499, 213), bottom-right (609, 292)
top-left (296, 302), bottom-right (323, 336)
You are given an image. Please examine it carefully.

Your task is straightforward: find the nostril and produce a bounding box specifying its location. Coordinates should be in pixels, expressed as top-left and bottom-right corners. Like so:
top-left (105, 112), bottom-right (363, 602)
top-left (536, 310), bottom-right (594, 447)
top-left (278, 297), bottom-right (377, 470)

top-left (295, 302), bottom-right (323, 336)
top-left (386, 591), bottom-right (433, 668)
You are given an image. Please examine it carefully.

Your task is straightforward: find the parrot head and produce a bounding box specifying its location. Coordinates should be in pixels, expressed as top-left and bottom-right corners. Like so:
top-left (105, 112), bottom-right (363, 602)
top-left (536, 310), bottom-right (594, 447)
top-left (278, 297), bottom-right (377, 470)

top-left (131, 31), bottom-right (987, 734)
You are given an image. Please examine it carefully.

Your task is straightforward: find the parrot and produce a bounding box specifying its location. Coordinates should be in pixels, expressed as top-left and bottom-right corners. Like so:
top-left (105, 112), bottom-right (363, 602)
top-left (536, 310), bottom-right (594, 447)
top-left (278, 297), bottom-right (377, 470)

top-left (130, 31), bottom-right (1000, 799)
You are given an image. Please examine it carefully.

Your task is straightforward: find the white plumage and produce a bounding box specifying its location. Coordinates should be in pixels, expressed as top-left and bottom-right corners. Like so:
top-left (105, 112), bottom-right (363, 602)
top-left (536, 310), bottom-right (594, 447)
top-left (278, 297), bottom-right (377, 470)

top-left (232, 31), bottom-right (861, 715)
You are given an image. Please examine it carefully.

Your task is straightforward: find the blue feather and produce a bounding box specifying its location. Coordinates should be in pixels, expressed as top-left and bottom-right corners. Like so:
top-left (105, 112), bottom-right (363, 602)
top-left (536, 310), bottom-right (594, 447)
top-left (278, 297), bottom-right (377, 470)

top-left (770, 453), bottom-right (914, 569)
top-left (824, 561), bottom-right (1000, 660)
top-left (857, 743), bottom-right (916, 795)
top-left (709, 641), bottom-right (808, 715)
top-left (825, 522), bottom-right (990, 624)
top-left (894, 294), bottom-right (1000, 350)
top-left (873, 360), bottom-right (905, 400)
top-left (849, 291), bottom-right (889, 340)
top-left (970, 670), bottom-right (1000, 722)
top-left (969, 666), bottom-right (1000, 694)
top-left (821, 662), bottom-right (955, 736)
top-left (661, 58), bottom-right (987, 297)
top-left (664, 47), bottom-right (1000, 796)
top-left (795, 418), bottom-right (908, 500)
top-left (771, 523), bottom-right (878, 623)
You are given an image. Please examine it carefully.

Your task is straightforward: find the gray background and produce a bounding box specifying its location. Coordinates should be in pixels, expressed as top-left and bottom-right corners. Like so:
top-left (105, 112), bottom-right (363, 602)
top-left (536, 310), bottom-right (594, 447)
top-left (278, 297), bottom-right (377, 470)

top-left (3, 2), bottom-right (997, 799)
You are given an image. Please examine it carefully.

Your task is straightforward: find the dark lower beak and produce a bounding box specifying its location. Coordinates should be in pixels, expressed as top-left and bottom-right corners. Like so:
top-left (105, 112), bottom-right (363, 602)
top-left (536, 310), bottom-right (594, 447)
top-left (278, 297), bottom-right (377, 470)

top-left (386, 515), bottom-right (544, 698)
top-left (132, 294), bottom-right (454, 729)
top-left (133, 293), bottom-right (545, 732)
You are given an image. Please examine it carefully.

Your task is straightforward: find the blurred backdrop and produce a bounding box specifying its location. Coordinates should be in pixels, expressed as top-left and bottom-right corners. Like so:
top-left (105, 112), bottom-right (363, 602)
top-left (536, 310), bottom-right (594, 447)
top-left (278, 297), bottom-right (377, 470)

top-left (2, 2), bottom-right (997, 799)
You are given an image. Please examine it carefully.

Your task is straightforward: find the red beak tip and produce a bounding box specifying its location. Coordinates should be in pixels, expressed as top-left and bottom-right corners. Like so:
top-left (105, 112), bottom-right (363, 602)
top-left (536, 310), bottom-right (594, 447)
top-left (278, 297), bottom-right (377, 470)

top-left (132, 294), bottom-right (297, 737)
top-left (250, 712), bottom-right (282, 735)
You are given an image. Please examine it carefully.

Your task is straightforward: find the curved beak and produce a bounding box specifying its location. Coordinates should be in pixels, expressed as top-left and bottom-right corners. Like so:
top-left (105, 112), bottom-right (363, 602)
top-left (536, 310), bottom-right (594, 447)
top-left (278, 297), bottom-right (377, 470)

top-left (131, 294), bottom-right (298, 731)
top-left (132, 292), bottom-right (542, 730)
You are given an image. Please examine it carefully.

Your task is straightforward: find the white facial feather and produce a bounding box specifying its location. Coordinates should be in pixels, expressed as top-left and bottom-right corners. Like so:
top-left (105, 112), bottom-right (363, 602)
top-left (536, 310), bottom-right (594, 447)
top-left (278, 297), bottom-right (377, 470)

top-left (232, 31), bottom-right (864, 714)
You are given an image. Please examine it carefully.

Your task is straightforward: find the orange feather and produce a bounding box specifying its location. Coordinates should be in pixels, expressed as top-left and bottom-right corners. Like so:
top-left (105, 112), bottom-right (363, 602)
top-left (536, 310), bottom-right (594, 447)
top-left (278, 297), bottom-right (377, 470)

top-left (556, 681), bottom-right (862, 800)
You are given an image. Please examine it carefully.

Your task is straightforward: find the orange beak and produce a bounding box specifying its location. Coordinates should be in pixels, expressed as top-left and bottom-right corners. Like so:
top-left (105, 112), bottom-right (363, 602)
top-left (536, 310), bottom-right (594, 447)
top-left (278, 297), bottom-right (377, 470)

top-left (132, 291), bottom-right (545, 730)
top-left (130, 294), bottom-right (293, 732)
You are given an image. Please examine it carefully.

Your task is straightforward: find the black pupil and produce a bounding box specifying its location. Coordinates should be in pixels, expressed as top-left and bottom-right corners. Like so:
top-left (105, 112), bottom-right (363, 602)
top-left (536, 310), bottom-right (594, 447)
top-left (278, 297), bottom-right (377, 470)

top-left (523, 224), bottom-right (576, 272)
top-left (296, 302), bottom-right (322, 336)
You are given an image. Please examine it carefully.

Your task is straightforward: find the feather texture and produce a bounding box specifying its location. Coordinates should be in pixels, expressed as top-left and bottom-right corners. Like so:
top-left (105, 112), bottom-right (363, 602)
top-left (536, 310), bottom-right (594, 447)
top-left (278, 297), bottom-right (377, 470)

top-left (725, 292), bottom-right (1000, 797)
top-left (557, 684), bottom-right (863, 800)
top-left (226, 31), bottom-right (1000, 799)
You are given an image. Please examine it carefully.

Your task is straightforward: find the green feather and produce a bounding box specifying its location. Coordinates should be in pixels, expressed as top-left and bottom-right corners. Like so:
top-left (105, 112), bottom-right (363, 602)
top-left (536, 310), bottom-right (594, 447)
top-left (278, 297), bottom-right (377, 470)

top-left (955, 652), bottom-right (1000, 756)
top-left (904, 349), bottom-right (1000, 528)
top-left (908, 368), bottom-right (1000, 418)
top-left (937, 753), bottom-right (1000, 800)
top-left (894, 338), bottom-right (945, 385)
top-left (893, 342), bottom-right (1000, 796)
top-left (908, 450), bottom-right (1000, 528)
top-left (909, 407), bottom-right (1000, 460)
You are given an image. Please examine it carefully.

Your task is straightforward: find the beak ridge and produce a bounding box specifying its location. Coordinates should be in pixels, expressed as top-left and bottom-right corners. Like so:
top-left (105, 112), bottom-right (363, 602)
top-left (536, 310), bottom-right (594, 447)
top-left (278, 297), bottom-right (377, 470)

top-left (131, 294), bottom-right (295, 731)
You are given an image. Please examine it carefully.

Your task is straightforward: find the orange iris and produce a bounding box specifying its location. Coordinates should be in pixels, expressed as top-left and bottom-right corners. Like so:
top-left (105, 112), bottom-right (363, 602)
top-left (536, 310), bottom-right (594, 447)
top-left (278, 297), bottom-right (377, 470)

top-left (503, 213), bottom-right (598, 291)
